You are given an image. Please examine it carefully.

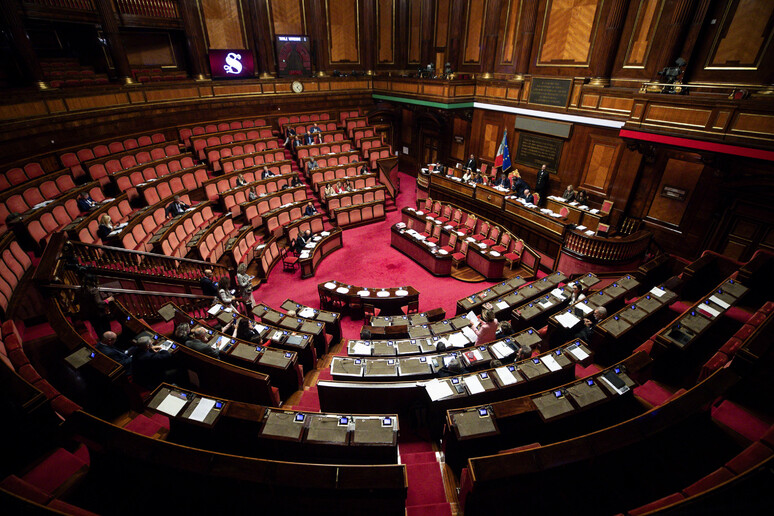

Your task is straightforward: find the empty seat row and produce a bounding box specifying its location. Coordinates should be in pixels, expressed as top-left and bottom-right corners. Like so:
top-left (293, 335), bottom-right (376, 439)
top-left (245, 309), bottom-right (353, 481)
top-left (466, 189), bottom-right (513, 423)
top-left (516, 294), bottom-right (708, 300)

top-left (332, 200), bottom-right (386, 229)
top-left (204, 167), bottom-right (294, 202)
top-left (139, 166), bottom-right (208, 207)
top-left (345, 117), bottom-right (368, 134)
top-left (352, 127), bottom-right (375, 146)
top-left (178, 117), bottom-right (267, 147)
top-left (194, 216), bottom-right (240, 262)
top-left (114, 154), bottom-right (197, 201)
top-left (59, 132), bottom-right (166, 180)
top-left (366, 147), bottom-right (392, 168)
top-left (23, 185), bottom-right (106, 251)
top-left (264, 201), bottom-right (310, 237)
top-left (86, 143), bottom-right (181, 185)
top-left (339, 109), bottom-right (360, 125)
top-left (212, 146), bottom-right (283, 173)
top-left (326, 186), bottom-right (386, 212)
top-left (242, 187), bottom-right (307, 226)
top-left (0, 174), bottom-right (78, 232)
top-left (191, 128), bottom-right (274, 160)
top-left (284, 120), bottom-right (338, 135)
top-left (0, 238), bottom-right (32, 316)
top-left (0, 162), bottom-right (45, 193)
top-left (158, 203), bottom-right (216, 259)
top-left (277, 112), bottom-right (331, 127)
top-left (227, 227), bottom-right (260, 267)
top-left (120, 197), bottom-right (190, 253)
top-left (296, 141), bottom-right (352, 160)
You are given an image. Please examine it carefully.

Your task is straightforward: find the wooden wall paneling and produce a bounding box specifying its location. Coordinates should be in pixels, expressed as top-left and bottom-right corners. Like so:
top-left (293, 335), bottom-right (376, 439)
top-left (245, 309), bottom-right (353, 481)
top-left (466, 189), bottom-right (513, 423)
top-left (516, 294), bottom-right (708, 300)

top-left (646, 157), bottom-right (703, 226)
top-left (420, 0), bottom-right (436, 67)
top-left (451, 116), bottom-right (469, 161)
top-left (706, 0), bottom-right (774, 70)
top-left (246, 0), bottom-right (277, 77)
top-left (179, 0), bottom-right (210, 79)
top-left (622, 0), bottom-right (663, 68)
top-left (536, 0), bottom-right (603, 69)
top-left (434, 0), bottom-right (451, 50)
top-left (200, 0), bottom-right (247, 49)
top-left (269, 0), bottom-right (306, 35)
top-left (446, 0), bottom-right (466, 72)
top-left (588, 0), bottom-right (630, 83)
top-left (123, 32), bottom-right (177, 67)
top-left (326, 0), bottom-right (361, 65)
top-left (407, 0), bottom-right (422, 64)
top-left (579, 134), bottom-right (623, 195)
top-left (480, 0), bottom-right (503, 75)
top-left (515, 0), bottom-right (539, 77)
top-left (715, 200), bottom-right (774, 261)
top-left (461, 0), bottom-right (487, 69)
top-left (495, 0), bottom-right (521, 74)
top-left (377, 0), bottom-right (395, 65)
top-left (95, 0), bottom-right (133, 81)
top-left (308, 0), bottom-right (330, 73)
top-left (362, 0), bottom-right (376, 71)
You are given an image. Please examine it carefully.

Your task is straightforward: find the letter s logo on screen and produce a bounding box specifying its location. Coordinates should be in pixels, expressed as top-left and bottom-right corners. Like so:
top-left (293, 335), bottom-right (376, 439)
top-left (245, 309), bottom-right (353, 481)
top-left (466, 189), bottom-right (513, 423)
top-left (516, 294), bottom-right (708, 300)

top-left (223, 52), bottom-right (243, 75)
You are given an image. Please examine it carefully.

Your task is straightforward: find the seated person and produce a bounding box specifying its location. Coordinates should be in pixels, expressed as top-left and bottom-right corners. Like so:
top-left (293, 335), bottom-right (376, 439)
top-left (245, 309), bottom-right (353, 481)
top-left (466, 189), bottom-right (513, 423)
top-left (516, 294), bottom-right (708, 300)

top-left (323, 183), bottom-right (336, 199)
top-left (292, 135), bottom-right (302, 150)
top-left (462, 169), bottom-right (473, 182)
top-left (521, 188), bottom-right (535, 204)
top-left (344, 179), bottom-right (354, 192)
top-left (131, 335), bottom-right (177, 389)
top-left (283, 126), bottom-right (296, 146)
top-left (308, 157), bottom-right (319, 170)
top-left (511, 173), bottom-right (528, 197)
top-left (290, 175), bottom-right (303, 188)
top-left (496, 173), bottom-right (511, 189)
top-left (165, 195), bottom-right (189, 217)
top-left (334, 181), bottom-right (345, 194)
top-left (472, 172), bottom-right (484, 184)
top-left (575, 306), bottom-right (607, 342)
top-left (96, 214), bottom-right (114, 240)
top-left (568, 282), bottom-right (586, 304)
top-left (248, 187), bottom-right (258, 201)
top-left (360, 165), bottom-right (369, 175)
top-left (261, 166), bottom-right (275, 179)
top-left (576, 189), bottom-right (589, 205)
top-left (496, 320), bottom-right (514, 339)
top-left (438, 356), bottom-right (468, 378)
top-left (235, 318), bottom-right (263, 343)
top-left (77, 192), bottom-right (98, 212)
top-left (303, 202), bottom-right (318, 216)
top-left (185, 326), bottom-right (219, 358)
top-left (199, 269), bottom-right (218, 296)
top-left (308, 122), bottom-right (322, 134)
top-left (515, 342), bottom-right (532, 362)
top-left (217, 276), bottom-right (235, 307)
top-left (96, 331), bottom-right (133, 367)
top-left (562, 185), bottom-right (576, 202)
top-left (294, 229), bottom-right (312, 253)
top-left (236, 173), bottom-right (247, 186)
top-left (303, 132), bottom-right (315, 145)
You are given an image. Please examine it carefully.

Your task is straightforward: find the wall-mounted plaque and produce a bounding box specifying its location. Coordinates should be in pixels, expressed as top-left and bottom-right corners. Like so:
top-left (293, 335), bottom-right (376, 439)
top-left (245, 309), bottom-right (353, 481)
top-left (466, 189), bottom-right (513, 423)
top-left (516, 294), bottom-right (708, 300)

top-left (661, 185), bottom-right (687, 201)
top-left (528, 78), bottom-right (572, 107)
top-left (514, 133), bottom-right (563, 173)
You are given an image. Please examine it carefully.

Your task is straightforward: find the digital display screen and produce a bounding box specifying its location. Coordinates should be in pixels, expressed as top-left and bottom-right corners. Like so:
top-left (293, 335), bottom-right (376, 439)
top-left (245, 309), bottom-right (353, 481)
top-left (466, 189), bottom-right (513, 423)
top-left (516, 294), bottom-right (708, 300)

top-left (294, 413), bottom-right (305, 422)
top-left (209, 49), bottom-right (255, 79)
top-left (275, 35), bottom-right (312, 77)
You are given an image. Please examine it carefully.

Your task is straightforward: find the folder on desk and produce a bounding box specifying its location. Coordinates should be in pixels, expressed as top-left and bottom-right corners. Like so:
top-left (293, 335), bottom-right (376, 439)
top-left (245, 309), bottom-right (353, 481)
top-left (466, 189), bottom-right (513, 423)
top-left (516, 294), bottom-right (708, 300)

top-left (494, 366), bottom-right (519, 386)
top-left (448, 332), bottom-right (469, 348)
top-left (464, 375), bottom-right (485, 395)
top-left (461, 326), bottom-right (478, 343)
top-left (491, 341), bottom-right (515, 359)
top-left (556, 311), bottom-right (581, 329)
top-left (424, 379), bottom-right (455, 401)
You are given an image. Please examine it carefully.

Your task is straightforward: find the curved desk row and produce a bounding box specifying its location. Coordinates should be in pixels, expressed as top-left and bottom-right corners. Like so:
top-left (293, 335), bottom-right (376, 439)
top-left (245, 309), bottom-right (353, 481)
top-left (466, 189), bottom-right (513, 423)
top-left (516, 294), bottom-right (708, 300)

top-left (318, 280), bottom-right (419, 317)
top-left (298, 228), bottom-right (344, 279)
top-left (390, 223), bottom-right (452, 276)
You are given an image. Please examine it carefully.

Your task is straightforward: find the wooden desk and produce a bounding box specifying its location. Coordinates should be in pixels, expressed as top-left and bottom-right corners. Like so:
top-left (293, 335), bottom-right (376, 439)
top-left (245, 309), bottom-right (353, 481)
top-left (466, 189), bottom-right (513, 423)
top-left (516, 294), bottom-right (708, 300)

top-left (297, 228), bottom-right (344, 279)
top-left (390, 224), bottom-right (453, 276)
top-left (463, 236), bottom-right (506, 280)
top-left (319, 280), bottom-right (419, 316)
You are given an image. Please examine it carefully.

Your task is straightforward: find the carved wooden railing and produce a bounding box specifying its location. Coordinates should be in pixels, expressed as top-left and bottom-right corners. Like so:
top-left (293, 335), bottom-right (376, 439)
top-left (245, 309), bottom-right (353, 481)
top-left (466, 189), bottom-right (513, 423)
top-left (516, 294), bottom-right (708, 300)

top-left (562, 228), bottom-right (652, 264)
top-left (376, 156), bottom-right (399, 198)
top-left (115, 0), bottom-right (179, 18)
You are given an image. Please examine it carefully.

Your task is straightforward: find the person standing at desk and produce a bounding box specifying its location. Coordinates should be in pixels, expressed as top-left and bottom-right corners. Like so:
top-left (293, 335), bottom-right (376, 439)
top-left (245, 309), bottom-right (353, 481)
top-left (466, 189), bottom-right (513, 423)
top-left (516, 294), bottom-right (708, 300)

top-left (536, 164), bottom-right (549, 206)
top-left (474, 308), bottom-right (498, 346)
top-left (575, 306), bottom-right (607, 342)
top-left (235, 263), bottom-right (255, 310)
top-left (217, 276), bottom-right (236, 308)
top-left (464, 154), bottom-right (477, 172)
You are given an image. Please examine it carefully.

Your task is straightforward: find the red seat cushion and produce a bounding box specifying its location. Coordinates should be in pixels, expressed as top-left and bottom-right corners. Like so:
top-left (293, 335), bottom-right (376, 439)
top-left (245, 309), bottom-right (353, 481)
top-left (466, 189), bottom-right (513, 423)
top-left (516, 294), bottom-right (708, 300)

top-left (719, 337), bottom-right (744, 356)
top-left (681, 467), bottom-right (734, 497)
top-left (699, 352), bottom-right (729, 382)
top-left (711, 400), bottom-right (770, 442)
top-left (747, 312), bottom-right (766, 327)
top-left (0, 475), bottom-right (50, 504)
top-left (725, 442), bottom-right (773, 474)
top-left (633, 339), bottom-right (654, 355)
top-left (23, 446), bottom-right (88, 494)
top-left (124, 414), bottom-right (165, 437)
top-left (634, 380), bottom-right (676, 408)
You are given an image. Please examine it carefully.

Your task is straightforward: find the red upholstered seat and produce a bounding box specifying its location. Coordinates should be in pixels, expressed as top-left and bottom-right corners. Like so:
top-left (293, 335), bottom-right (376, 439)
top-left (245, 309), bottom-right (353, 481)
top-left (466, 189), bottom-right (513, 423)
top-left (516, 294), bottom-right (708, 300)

top-left (698, 351), bottom-right (729, 382)
top-left (681, 467), bottom-right (734, 497)
top-left (719, 337), bottom-right (744, 357)
top-left (22, 445), bottom-right (89, 495)
top-left (725, 442), bottom-right (773, 474)
top-left (633, 380), bottom-right (677, 408)
top-left (711, 400), bottom-right (771, 442)
top-left (0, 475), bottom-right (50, 504)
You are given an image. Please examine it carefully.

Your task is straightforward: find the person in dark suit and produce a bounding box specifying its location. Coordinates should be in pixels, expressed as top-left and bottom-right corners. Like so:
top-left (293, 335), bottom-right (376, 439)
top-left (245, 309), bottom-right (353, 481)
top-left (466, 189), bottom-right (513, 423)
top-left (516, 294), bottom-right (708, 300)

top-left (575, 307), bottom-right (607, 342)
top-left (521, 188), bottom-right (535, 204)
top-left (511, 174), bottom-right (528, 197)
top-left (77, 192), bottom-right (98, 212)
top-left (294, 229), bottom-right (312, 254)
top-left (130, 335), bottom-right (176, 389)
top-left (291, 176), bottom-right (303, 188)
top-left (181, 326), bottom-right (219, 358)
top-left (283, 126), bottom-right (296, 146)
top-left (464, 154), bottom-right (477, 172)
top-left (438, 356), bottom-right (468, 378)
top-left (496, 173), bottom-right (511, 189)
top-left (199, 269), bottom-right (218, 296)
top-left (165, 195), bottom-right (189, 217)
top-left (96, 331), bottom-right (133, 367)
top-left (308, 122), bottom-right (322, 134)
top-left (576, 189), bottom-right (589, 205)
top-left (536, 164), bottom-right (549, 206)
top-left (303, 202), bottom-right (318, 216)
top-left (261, 166), bottom-right (274, 179)
top-left (303, 132), bottom-right (314, 145)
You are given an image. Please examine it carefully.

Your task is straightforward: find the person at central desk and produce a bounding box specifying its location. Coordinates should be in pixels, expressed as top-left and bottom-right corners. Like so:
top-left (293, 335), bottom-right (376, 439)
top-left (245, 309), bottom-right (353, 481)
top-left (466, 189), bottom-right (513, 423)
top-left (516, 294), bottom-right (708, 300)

top-left (521, 188), bottom-right (536, 204)
top-left (495, 172), bottom-right (511, 190)
top-left (510, 172), bottom-right (528, 197)
top-left (261, 166), bottom-right (275, 179)
top-left (472, 172), bottom-right (484, 185)
top-left (575, 306), bottom-right (607, 342)
top-left (295, 229), bottom-right (312, 254)
top-left (464, 154), bottom-right (477, 172)
top-left (474, 307), bottom-right (498, 346)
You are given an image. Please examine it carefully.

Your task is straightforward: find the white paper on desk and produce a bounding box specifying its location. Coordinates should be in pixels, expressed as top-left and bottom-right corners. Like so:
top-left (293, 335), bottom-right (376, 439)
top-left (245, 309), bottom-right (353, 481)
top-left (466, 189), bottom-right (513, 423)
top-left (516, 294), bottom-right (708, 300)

top-left (551, 288), bottom-right (566, 299)
top-left (416, 211), bottom-right (424, 215)
top-left (569, 201), bottom-right (579, 206)
top-left (467, 311), bottom-right (480, 329)
top-left (585, 230), bottom-right (595, 236)
top-left (539, 299), bottom-right (553, 309)
top-left (556, 311), bottom-right (581, 329)
top-left (448, 332), bottom-right (469, 348)
top-left (575, 303), bottom-right (593, 314)
top-left (709, 295), bottom-right (731, 310)
top-left (157, 394), bottom-right (187, 417)
top-left (465, 375), bottom-right (485, 395)
top-left (300, 252), bottom-right (310, 259)
top-left (600, 375), bottom-right (629, 395)
top-left (590, 209), bottom-right (600, 214)
top-left (649, 287), bottom-right (666, 298)
top-left (579, 205), bottom-right (589, 210)
top-left (351, 342), bottom-right (372, 355)
top-left (214, 336), bottom-right (230, 350)
top-left (298, 307), bottom-right (315, 318)
top-left (541, 354), bottom-right (562, 372)
top-left (699, 305), bottom-right (721, 318)
top-left (568, 346), bottom-right (589, 361)
top-left (496, 301), bottom-right (509, 311)
top-left (462, 326), bottom-right (478, 343)
top-left (208, 304), bottom-right (222, 315)
top-left (424, 379), bottom-right (455, 401)
top-left (576, 225), bottom-right (587, 231)
top-left (495, 366), bottom-right (518, 385)
top-left (492, 341), bottom-right (515, 359)
top-left (189, 398), bottom-right (216, 422)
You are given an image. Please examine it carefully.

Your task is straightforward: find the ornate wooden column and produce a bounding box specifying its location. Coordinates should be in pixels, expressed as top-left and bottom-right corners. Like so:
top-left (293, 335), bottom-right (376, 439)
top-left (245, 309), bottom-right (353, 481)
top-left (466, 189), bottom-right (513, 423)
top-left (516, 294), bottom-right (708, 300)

top-left (243, 0), bottom-right (275, 78)
top-left (362, 0), bottom-right (377, 74)
top-left (178, 0), bottom-right (209, 81)
top-left (650, 0), bottom-right (695, 80)
top-left (479, 0), bottom-right (503, 79)
top-left (94, 0), bottom-right (134, 84)
top-left (307, 0), bottom-right (328, 76)
top-left (589, 0), bottom-right (630, 86)
top-left (0, 0), bottom-right (48, 89)
top-left (513, 0), bottom-right (539, 81)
